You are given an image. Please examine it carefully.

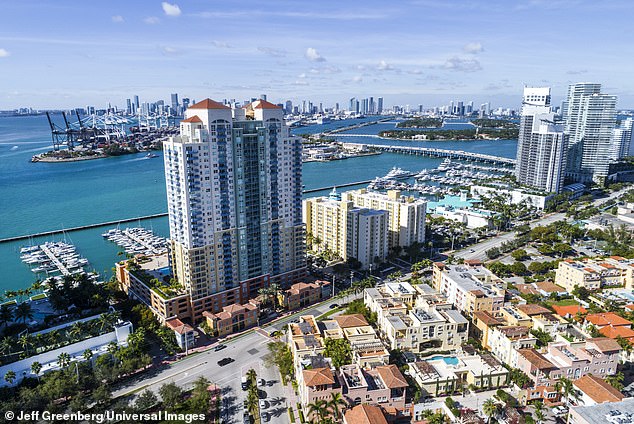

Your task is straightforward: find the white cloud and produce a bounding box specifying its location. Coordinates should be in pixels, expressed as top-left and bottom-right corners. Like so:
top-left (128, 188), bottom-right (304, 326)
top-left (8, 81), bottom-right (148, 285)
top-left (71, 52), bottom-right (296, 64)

top-left (305, 47), bottom-right (326, 62)
top-left (258, 46), bottom-right (286, 57)
top-left (463, 42), bottom-right (483, 54)
top-left (161, 46), bottom-right (180, 56)
top-left (0, 48), bottom-right (9, 58)
top-left (111, 15), bottom-right (124, 23)
top-left (162, 2), bottom-right (182, 17)
top-left (407, 69), bottom-right (423, 75)
top-left (211, 40), bottom-right (232, 48)
top-left (566, 69), bottom-right (588, 75)
top-left (293, 80), bottom-right (309, 86)
top-left (309, 66), bottom-right (341, 74)
top-left (298, 73), bottom-right (307, 78)
top-left (144, 16), bottom-right (160, 24)
top-left (377, 60), bottom-right (393, 71)
top-left (352, 75), bottom-right (363, 83)
top-left (443, 56), bottom-right (482, 72)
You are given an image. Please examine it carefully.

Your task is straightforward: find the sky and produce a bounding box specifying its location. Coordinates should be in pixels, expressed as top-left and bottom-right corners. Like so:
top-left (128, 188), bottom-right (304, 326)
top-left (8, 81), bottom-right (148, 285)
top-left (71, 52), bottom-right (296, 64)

top-left (1, 0), bottom-right (634, 110)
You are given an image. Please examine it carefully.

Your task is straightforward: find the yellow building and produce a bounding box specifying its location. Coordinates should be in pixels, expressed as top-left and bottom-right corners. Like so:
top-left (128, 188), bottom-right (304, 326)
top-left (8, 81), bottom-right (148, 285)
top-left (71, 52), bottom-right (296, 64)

top-left (342, 189), bottom-right (426, 248)
top-left (554, 257), bottom-right (634, 292)
top-left (303, 191), bottom-right (388, 269)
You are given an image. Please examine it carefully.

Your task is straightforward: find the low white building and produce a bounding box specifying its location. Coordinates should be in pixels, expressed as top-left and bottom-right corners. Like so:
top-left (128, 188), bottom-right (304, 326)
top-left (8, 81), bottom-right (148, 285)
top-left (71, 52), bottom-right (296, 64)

top-left (470, 185), bottom-right (555, 210)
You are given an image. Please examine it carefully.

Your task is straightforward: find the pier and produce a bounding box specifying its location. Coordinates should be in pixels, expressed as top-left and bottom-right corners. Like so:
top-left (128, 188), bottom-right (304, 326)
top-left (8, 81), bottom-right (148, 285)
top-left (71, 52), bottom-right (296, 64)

top-left (303, 180), bottom-right (372, 194)
top-left (39, 243), bottom-right (71, 276)
top-left (341, 143), bottom-right (516, 166)
top-left (0, 213), bottom-right (168, 244)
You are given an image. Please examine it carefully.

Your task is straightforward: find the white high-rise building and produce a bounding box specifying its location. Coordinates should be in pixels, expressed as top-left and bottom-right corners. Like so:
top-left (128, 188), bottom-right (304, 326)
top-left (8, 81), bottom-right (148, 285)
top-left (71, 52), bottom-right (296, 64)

top-left (163, 98), bottom-right (306, 322)
top-left (563, 83), bottom-right (617, 183)
top-left (515, 87), bottom-right (567, 193)
top-left (611, 118), bottom-right (634, 160)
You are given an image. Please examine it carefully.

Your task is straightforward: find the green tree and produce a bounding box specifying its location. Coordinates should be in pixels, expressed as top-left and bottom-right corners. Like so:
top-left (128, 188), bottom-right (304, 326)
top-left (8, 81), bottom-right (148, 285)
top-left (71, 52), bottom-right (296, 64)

top-left (4, 370), bottom-right (16, 385)
top-left (18, 334), bottom-right (34, 356)
top-left (135, 389), bottom-right (158, 411)
top-left (0, 336), bottom-right (13, 355)
top-left (189, 376), bottom-right (211, 413)
top-left (265, 341), bottom-right (294, 384)
top-left (511, 249), bottom-right (529, 261)
top-left (0, 304), bottom-right (13, 328)
top-left (323, 337), bottom-right (352, 368)
top-left (14, 302), bottom-right (34, 323)
top-left (605, 372), bottom-right (625, 391)
top-left (159, 382), bottom-right (182, 411)
top-left (307, 399), bottom-right (330, 423)
top-left (30, 361), bottom-right (42, 378)
top-left (57, 352), bottom-right (71, 368)
top-left (83, 349), bottom-right (94, 362)
top-left (482, 399), bottom-right (500, 423)
top-left (92, 385), bottom-right (111, 406)
top-left (327, 392), bottom-right (346, 420)
top-left (572, 285), bottom-right (590, 301)
top-left (530, 329), bottom-right (553, 348)
top-left (533, 400), bottom-right (545, 423)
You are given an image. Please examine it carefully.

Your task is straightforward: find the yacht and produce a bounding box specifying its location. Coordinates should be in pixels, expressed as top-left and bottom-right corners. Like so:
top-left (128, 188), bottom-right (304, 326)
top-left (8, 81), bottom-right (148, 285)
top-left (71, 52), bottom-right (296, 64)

top-left (384, 167), bottom-right (413, 180)
top-left (437, 158), bottom-right (452, 172)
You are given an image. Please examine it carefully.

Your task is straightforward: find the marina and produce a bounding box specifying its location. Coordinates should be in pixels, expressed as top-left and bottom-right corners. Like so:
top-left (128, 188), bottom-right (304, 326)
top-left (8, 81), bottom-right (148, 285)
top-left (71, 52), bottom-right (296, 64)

top-left (20, 241), bottom-right (89, 277)
top-left (102, 227), bottom-right (168, 256)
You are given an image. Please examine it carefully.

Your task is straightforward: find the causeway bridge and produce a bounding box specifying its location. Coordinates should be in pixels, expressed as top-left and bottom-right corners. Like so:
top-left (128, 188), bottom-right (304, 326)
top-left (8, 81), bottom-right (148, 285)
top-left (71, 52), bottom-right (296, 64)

top-left (342, 142), bottom-right (516, 166)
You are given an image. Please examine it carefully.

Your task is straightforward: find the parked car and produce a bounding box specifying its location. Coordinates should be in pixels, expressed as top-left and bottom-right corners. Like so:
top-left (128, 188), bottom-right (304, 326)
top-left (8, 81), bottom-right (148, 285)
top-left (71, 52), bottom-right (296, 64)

top-left (259, 399), bottom-right (269, 410)
top-left (329, 303), bottom-right (339, 309)
top-left (214, 344), bottom-right (227, 352)
top-left (261, 412), bottom-right (270, 422)
top-left (259, 378), bottom-right (266, 387)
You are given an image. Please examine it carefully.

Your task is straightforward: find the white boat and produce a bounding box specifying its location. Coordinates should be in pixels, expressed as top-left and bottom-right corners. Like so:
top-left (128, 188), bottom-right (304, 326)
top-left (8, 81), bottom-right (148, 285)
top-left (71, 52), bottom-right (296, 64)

top-left (437, 158), bottom-right (452, 171)
top-left (384, 167), bottom-right (413, 180)
top-left (146, 153), bottom-right (159, 158)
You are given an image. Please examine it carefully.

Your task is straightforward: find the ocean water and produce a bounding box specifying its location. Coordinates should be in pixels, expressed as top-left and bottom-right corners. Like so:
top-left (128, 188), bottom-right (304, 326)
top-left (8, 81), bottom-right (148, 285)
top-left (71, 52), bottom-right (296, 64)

top-left (0, 115), bottom-right (517, 293)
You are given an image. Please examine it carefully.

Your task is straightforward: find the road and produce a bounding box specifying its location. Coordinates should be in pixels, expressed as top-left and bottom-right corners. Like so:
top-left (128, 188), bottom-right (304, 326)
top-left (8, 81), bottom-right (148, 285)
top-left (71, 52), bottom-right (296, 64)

top-left (451, 185), bottom-right (633, 261)
top-left (113, 295), bottom-right (350, 423)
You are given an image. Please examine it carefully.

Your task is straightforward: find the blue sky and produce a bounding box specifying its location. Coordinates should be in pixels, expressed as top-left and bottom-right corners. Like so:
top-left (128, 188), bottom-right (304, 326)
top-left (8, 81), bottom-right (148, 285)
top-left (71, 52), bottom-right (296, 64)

top-left (1, 0), bottom-right (634, 109)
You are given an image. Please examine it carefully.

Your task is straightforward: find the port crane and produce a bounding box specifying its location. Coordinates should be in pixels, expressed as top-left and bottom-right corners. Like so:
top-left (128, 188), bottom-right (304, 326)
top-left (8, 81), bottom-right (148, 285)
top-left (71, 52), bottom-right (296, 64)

top-left (46, 111), bottom-right (130, 150)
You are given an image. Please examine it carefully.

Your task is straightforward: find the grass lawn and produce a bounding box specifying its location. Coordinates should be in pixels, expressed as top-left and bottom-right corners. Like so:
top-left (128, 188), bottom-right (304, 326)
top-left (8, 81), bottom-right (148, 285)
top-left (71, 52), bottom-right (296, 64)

top-left (551, 298), bottom-right (579, 306)
top-left (316, 306), bottom-right (344, 321)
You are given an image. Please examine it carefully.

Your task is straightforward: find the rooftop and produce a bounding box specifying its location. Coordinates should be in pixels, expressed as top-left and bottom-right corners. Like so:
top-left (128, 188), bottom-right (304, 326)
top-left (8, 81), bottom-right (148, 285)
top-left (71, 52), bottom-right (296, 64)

top-left (188, 98), bottom-right (230, 110)
top-left (569, 397), bottom-right (634, 424)
top-left (552, 304), bottom-right (587, 317)
top-left (375, 364), bottom-right (408, 389)
top-left (585, 313), bottom-right (632, 328)
top-left (516, 303), bottom-right (551, 316)
top-left (303, 367), bottom-right (335, 386)
top-left (335, 314), bottom-right (369, 329)
top-left (473, 310), bottom-right (506, 326)
top-left (165, 317), bottom-right (194, 335)
top-left (344, 404), bottom-right (388, 424)
top-left (587, 337), bottom-right (622, 353)
top-left (518, 348), bottom-right (556, 370)
top-left (573, 375), bottom-right (625, 404)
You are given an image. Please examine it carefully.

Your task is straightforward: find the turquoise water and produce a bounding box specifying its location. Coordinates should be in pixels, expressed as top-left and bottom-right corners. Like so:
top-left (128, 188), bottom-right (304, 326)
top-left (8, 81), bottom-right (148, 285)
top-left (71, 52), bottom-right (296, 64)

top-left (427, 195), bottom-right (478, 212)
top-left (427, 355), bottom-right (460, 365)
top-left (0, 115), bottom-right (517, 293)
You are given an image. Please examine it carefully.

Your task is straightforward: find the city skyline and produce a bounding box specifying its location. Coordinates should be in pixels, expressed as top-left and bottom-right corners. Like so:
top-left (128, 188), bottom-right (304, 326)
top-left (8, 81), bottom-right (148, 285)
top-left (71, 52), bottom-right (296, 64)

top-left (2, 1), bottom-right (634, 108)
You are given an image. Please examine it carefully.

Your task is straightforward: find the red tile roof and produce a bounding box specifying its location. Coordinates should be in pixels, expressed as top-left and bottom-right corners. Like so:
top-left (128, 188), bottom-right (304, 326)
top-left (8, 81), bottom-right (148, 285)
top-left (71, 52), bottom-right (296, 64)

top-left (552, 304), bottom-right (587, 318)
top-left (573, 375), bottom-right (624, 404)
top-left (600, 325), bottom-right (634, 343)
top-left (165, 318), bottom-right (194, 335)
top-left (182, 115), bottom-right (202, 123)
top-left (534, 281), bottom-right (566, 293)
top-left (188, 98), bottom-right (230, 110)
top-left (517, 304), bottom-right (551, 316)
top-left (344, 404), bottom-right (388, 424)
top-left (376, 364), bottom-right (408, 389)
top-left (587, 337), bottom-right (622, 353)
top-left (473, 311), bottom-right (505, 326)
top-left (252, 99), bottom-right (282, 109)
top-left (334, 314), bottom-right (369, 328)
top-left (303, 367), bottom-right (335, 386)
top-left (518, 348), bottom-right (556, 370)
top-left (585, 312), bottom-right (632, 328)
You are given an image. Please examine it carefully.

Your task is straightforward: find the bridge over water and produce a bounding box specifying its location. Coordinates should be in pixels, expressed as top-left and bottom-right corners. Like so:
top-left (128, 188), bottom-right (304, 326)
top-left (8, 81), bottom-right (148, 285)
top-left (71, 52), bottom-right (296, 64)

top-left (340, 142), bottom-right (516, 166)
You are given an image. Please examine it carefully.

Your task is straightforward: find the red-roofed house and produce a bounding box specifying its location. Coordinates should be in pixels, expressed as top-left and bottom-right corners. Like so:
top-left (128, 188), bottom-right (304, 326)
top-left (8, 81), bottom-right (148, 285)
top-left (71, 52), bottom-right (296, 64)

top-left (585, 312), bottom-right (632, 328)
top-left (573, 375), bottom-right (625, 406)
top-left (202, 302), bottom-right (259, 337)
top-left (278, 280), bottom-right (331, 310)
top-left (165, 317), bottom-right (196, 350)
top-left (551, 304), bottom-right (587, 319)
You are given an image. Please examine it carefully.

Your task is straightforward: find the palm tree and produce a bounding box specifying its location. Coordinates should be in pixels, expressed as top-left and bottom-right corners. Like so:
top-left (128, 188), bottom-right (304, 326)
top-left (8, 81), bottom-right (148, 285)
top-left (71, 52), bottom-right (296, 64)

top-left (31, 361), bottom-right (42, 379)
top-left (246, 368), bottom-right (257, 387)
top-left (327, 392), bottom-right (346, 420)
top-left (47, 330), bottom-right (61, 349)
top-left (482, 399), bottom-right (499, 424)
top-left (307, 399), bottom-right (329, 423)
top-left (4, 370), bottom-right (16, 385)
top-left (14, 302), bottom-right (34, 323)
top-left (18, 334), bottom-right (33, 356)
top-left (556, 377), bottom-right (576, 405)
top-left (605, 372), bottom-right (625, 391)
top-left (83, 349), bottom-right (94, 362)
top-left (269, 283), bottom-right (281, 310)
top-left (57, 352), bottom-right (71, 368)
top-left (246, 388), bottom-right (259, 416)
top-left (0, 304), bottom-right (13, 328)
top-left (68, 321), bottom-right (86, 342)
top-left (534, 400), bottom-right (545, 424)
top-left (0, 337), bottom-right (14, 355)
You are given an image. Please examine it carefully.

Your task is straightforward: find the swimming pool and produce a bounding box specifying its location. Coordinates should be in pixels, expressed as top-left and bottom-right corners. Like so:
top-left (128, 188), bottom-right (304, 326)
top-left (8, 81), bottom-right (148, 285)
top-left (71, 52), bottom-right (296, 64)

top-left (158, 266), bottom-right (172, 277)
top-left (426, 355), bottom-right (460, 365)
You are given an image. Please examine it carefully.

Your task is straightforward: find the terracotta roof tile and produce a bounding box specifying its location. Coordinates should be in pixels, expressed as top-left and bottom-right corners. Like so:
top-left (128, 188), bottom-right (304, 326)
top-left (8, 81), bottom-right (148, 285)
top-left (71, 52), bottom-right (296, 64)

top-left (552, 304), bottom-right (587, 317)
top-left (343, 404), bottom-right (388, 424)
top-left (534, 281), bottom-right (566, 293)
top-left (573, 375), bottom-right (624, 404)
top-left (302, 367), bottom-right (335, 386)
top-left (518, 348), bottom-right (556, 370)
top-left (516, 304), bottom-right (551, 316)
top-left (181, 116), bottom-right (202, 123)
top-left (599, 325), bottom-right (634, 342)
top-left (334, 314), bottom-right (369, 328)
top-left (375, 364), bottom-right (408, 389)
top-left (252, 99), bottom-right (282, 109)
top-left (587, 337), bottom-right (622, 353)
top-left (165, 318), bottom-right (194, 335)
top-left (188, 98), bottom-right (230, 110)
top-left (585, 313), bottom-right (632, 328)
top-left (473, 311), bottom-right (505, 326)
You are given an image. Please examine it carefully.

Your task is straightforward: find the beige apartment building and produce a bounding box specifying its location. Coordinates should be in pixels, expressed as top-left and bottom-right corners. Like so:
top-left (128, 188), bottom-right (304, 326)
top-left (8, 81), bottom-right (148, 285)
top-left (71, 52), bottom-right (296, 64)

top-left (555, 256), bottom-right (634, 292)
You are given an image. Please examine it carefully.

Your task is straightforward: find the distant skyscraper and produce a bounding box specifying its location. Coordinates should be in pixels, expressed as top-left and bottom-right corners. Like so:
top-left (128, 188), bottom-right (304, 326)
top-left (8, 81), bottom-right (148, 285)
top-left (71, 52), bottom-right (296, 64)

top-left (516, 87), bottom-right (567, 193)
top-left (126, 98), bottom-right (132, 115)
top-left (611, 118), bottom-right (634, 160)
top-left (377, 97), bottom-right (383, 114)
top-left (369, 97), bottom-right (375, 114)
top-left (285, 100), bottom-right (292, 114)
top-left (134, 95), bottom-right (140, 110)
top-left (170, 93), bottom-right (179, 116)
top-left (564, 83), bottom-right (617, 183)
top-left (182, 97), bottom-right (190, 112)
top-left (163, 98), bottom-right (306, 322)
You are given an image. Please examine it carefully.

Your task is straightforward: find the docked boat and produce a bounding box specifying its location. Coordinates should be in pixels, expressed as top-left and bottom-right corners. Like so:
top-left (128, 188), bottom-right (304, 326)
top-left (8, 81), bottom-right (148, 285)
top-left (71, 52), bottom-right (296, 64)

top-left (384, 167), bottom-right (413, 180)
top-left (146, 153), bottom-right (159, 159)
top-left (437, 158), bottom-right (452, 172)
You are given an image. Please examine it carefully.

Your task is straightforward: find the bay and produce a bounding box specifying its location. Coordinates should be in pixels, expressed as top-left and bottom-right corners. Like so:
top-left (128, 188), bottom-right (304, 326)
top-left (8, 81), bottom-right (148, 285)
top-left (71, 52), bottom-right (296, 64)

top-left (0, 115), bottom-right (517, 293)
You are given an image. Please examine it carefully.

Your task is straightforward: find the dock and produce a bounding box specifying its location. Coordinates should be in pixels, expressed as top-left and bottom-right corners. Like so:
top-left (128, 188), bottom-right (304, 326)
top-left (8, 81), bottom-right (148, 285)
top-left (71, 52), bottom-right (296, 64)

top-left (303, 180), bottom-right (372, 194)
top-left (39, 243), bottom-right (71, 276)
